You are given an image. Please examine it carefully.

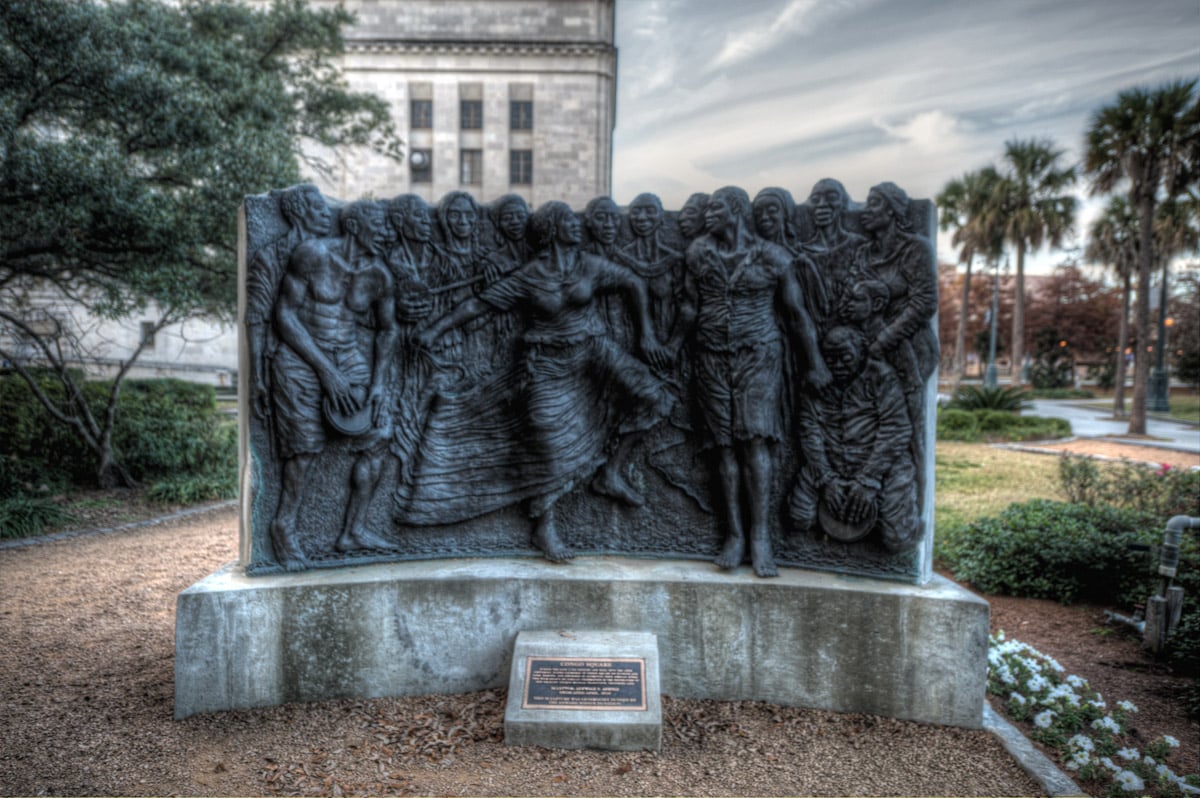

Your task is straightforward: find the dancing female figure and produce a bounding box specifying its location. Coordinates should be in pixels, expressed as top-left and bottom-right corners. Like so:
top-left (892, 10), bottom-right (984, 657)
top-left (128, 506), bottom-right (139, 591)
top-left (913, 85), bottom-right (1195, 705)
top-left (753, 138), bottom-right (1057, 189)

top-left (417, 202), bottom-right (673, 561)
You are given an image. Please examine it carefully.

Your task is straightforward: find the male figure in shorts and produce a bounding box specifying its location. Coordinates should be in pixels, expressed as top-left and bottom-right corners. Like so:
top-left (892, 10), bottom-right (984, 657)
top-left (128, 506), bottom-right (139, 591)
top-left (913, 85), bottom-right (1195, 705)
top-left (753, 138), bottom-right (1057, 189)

top-left (269, 201), bottom-right (398, 570)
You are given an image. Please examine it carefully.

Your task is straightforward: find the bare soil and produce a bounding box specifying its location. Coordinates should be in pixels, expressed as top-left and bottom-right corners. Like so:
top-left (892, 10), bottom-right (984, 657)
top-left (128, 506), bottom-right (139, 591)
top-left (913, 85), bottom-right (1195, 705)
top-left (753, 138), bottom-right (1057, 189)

top-left (1, 439), bottom-right (1196, 797)
top-left (1014, 438), bottom-right (1200, 471)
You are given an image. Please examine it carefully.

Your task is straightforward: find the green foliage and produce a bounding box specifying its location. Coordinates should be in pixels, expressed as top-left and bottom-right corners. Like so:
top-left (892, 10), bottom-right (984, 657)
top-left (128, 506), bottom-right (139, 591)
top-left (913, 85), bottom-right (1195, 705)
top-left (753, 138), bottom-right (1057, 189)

top-left (946, 384), bottom-right (1032, 412)
top-left (0, 0), bottom-right (401, 484)
top-left (936, 407), bottom-right (1069, 442)
top-left (0, 375), bottom-right (235, 490)
top-left (1059, 455), bottom-right (1200, 518)
top-left (936, 408), bottom-right (980, 441)
top-left (145, 471), bottom-right (236, 504)
top-left (0, 496), bottom-right (73, 540)
top-left (939, 499), bottom-right (1172, 605)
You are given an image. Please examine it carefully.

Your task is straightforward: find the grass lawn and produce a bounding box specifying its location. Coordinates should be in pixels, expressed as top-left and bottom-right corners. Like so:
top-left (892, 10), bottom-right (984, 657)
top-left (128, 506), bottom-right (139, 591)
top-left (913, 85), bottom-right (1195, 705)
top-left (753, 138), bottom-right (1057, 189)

top-left (934, 440), bottom-right (1063, 536)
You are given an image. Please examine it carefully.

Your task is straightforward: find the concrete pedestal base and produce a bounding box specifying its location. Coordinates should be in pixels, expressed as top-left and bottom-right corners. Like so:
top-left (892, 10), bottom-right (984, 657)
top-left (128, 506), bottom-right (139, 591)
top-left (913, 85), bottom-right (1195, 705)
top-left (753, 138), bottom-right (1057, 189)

top-left (175, 557), bottom-right (988, 727)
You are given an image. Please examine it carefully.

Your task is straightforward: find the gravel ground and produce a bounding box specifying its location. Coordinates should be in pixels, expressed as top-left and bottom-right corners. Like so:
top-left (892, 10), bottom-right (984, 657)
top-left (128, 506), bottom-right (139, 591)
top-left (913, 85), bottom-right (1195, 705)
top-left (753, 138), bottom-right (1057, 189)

top-left (0, 505), bottom-right (1046, 797)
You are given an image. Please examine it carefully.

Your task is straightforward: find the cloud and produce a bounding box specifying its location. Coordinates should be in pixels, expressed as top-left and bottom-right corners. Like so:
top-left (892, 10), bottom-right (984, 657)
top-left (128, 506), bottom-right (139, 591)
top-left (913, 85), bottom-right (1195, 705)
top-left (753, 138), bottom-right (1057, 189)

top-left (710, 0), bottom-right (876, 70)
top-left (875, 110), bottom-right (972, 156)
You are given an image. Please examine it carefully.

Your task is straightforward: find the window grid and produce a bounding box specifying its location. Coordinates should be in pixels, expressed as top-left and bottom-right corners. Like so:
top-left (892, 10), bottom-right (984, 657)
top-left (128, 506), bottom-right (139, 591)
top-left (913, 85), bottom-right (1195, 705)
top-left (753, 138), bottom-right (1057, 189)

top-left (510, 150), bottom-right (533, 185)
top-left (410, 99), bottom-right (433, 129)
top-left (510, 100), bottom-right (533, 131)
top-left (460, 149), bottom-right (483, 185)
top-left (460, 100), bottom-right (483, 130)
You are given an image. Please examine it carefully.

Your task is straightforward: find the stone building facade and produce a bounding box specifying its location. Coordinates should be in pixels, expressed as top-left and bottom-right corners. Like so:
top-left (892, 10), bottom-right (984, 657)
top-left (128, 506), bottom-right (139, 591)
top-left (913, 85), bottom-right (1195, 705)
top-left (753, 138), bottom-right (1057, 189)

top-left (312, 0), bottom-right (617, 208)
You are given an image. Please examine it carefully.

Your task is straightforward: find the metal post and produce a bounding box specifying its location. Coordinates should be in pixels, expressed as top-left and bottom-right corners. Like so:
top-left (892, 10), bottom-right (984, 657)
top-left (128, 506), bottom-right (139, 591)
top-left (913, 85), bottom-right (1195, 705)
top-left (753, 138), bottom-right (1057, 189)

top-left (1148, 259), bottom-right (1171, 412)
top-left (984, 258), bottom-right (1001, 389)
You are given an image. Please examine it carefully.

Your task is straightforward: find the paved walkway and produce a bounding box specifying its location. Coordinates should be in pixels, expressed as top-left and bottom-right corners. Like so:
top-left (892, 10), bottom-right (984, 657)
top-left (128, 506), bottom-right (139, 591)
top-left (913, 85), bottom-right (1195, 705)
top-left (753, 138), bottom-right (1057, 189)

top-left (1029, 399), bottom-right (1200, 453)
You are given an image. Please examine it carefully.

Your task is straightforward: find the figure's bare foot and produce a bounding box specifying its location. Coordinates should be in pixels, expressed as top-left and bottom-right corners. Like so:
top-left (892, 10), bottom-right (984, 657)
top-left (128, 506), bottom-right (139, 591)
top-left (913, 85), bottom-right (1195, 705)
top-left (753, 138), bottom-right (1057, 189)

top-left (714, 532), bottom-right (744, 570)
top-left (533, 514), bottom-right (574, 563)
top-left (591, 466), bottom-right (645, 507)
top-left (335, 525), bottom-right (394, 553)
top-left (751, 534), bottom-right (778, 578)
top-left (271, 523), bottom-right (309, 571)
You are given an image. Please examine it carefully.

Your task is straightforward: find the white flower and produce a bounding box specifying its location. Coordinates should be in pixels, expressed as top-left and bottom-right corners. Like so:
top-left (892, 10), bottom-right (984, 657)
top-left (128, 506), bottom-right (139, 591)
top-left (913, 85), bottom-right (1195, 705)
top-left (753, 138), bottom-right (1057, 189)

top-left (1065, 751), bottom-right (1090, 771)
top-left (1026, 674), bottom-right (1049, 693)
top-left (1163, 734), bottom-right (1180, 748)
top-left (1009, 692), bottom-right (1027, 705)
top-left (1066, 674), bottom-right (1087, 689)
top-left (1143, 754), bottom-right (1156, 766)
top-left (1114, 770), bottom-right (1145, 792)
top-left (1090, 698), bottom-right (1108, 710)
top-left (1092, 716), bottom-right (1120, 734)
top-left (1117, 747), bottom-right (1139, 761)
top-left (1099, 756), bottom-right (1119, 772)
top-left (1033, 710), bottom-right (1056, 729)
top-left (1156, 764), bottom-right (1174, 779)
top-left (1067, 734), bottom-right (1095, 752)
top-left (1117, 700), bottom-right (1138, 713)
top-left (1044, 656), bottom-right (1065, 673)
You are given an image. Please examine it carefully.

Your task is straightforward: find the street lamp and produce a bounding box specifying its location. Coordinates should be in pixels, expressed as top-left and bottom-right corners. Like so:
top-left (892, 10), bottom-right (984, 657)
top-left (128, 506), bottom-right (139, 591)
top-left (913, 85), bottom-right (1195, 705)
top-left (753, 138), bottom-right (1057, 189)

top-left (984, 257), bottom-right (1003, 389)
top-left (1148, 260), bottom-right (1172, 413)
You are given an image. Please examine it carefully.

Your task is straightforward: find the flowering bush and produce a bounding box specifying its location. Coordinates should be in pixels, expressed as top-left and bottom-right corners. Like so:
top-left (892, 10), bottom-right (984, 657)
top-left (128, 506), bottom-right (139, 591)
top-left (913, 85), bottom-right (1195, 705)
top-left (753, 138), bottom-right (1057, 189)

top-left (989, 632), bottom-right (1198, 797)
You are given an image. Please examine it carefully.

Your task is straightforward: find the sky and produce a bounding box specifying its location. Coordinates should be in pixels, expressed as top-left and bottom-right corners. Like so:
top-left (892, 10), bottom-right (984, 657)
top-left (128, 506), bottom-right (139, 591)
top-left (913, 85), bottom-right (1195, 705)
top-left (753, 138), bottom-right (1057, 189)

top-left (609, 0), bottom-right (1200, 273)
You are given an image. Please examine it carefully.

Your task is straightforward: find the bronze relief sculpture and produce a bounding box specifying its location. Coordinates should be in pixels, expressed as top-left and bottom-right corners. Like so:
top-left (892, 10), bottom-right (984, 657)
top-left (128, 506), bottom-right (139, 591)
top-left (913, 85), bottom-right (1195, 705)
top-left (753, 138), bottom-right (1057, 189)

top-left (241, 181), bottom-right (938, 582)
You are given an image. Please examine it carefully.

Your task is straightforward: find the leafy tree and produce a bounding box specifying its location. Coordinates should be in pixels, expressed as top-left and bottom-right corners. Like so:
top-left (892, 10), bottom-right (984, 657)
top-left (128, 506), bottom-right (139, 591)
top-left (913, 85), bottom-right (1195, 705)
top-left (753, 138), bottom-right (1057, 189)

top-left (1171, 270), bottom-right (1200, 386)
top-left (992, 138), bottom-right (1078, 385)
top-left (1085, 196), bottom-right (1140, 415)
top-left (1085, 79), bottom-right (1199, 434)
top-left (0, 0), bottom-right (402, 487)
top-left (937, 167), bottom-right (1005, 380)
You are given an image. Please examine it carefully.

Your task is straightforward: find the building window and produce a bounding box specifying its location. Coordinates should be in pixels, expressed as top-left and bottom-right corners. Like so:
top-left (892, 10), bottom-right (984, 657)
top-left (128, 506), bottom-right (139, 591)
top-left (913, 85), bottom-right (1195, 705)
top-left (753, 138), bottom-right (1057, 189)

top-left (410, 149), bottom-right (432, 183)
top-left (140, 321), bottom-right (156, 350)
top-left (410, 99), bottom-right (433, 129)
top-left (460, 100), bottom-right (483, 130)
top-left (510, 150), bottom-right (533, 185)
top-left (460, 149), bottom-right (482, 184)
top-left (510, 100), bottom-right (533, 130)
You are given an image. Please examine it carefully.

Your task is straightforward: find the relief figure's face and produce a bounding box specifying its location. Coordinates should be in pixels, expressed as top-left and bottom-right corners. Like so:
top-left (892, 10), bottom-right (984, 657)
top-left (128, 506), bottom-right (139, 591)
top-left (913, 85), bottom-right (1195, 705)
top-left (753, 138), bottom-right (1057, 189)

top-left (445, 197), bottom-right (477, 240)
top-left (753, 197), bottom-right (785, 240)
top-left (301, 189), bottom-right (333, 236)
top-left (860, 189), bottom-right (891, 233)
top-left (499, 205), bottom-right (528, 242)
top-left (826, 338), bottom-right (864, 384)
top-left (405, 206), bottom-right (432, 243)
top-left (586, 201), bottom-right (620, 246)
top-left (839, 286), bottom-right (872, 324)
top-left (809, 181), bottom-right (846, 229)
top-left (357, 206), bottom-right (389, 256)
top-left (705, 195), bottom-right (735, 236)
top-left (628, 198), bottom-right (661, 238)
top-left (557, 212), bottom-right (583, 246)
top-left (679, 198), bottom-right (707, 238)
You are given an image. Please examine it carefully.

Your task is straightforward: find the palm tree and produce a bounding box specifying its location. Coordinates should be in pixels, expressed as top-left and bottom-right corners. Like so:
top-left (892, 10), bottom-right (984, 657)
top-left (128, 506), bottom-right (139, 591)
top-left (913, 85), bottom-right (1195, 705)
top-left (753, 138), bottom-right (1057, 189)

top-left (1085, 79), bottom-right (1200, 434)
top-left (993, 138), bottom-right (1078, 385)
top-left (937, 167), bottom-right (1005, 379)
top-left (1085, 196), bottom-right (1138, 415)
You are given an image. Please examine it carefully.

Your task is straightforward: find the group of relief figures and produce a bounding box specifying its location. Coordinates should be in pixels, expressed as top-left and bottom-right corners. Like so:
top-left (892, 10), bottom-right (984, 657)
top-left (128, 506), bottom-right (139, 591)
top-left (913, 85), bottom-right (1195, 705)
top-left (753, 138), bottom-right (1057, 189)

top-left (245, 179), bottom-right (937, 579)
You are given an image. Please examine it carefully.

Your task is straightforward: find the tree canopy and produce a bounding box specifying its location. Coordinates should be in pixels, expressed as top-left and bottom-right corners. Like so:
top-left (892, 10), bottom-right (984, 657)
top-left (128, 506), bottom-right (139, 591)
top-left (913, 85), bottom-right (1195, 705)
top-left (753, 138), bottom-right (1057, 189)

top-left (0, 0), bottom-right (401, 321)
top-left (0, 0), bottom-right (403, 486)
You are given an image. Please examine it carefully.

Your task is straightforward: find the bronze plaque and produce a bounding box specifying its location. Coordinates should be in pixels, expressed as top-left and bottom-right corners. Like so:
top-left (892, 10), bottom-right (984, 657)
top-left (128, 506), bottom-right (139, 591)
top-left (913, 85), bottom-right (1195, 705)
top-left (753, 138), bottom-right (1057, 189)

top-left (521, 656), bottom-right (647, 711)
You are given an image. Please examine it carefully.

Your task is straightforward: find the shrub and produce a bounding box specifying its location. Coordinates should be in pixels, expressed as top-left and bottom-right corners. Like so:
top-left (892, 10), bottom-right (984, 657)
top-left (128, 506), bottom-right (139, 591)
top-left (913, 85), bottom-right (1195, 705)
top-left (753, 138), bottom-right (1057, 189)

top-left (937, 408), bottom-right (980, 441)
top-left (946, 384), bottom-right (1032, 412)
top-left (0, 496), bottom-right (73, 539)
top-left (145, 470), bottom-right (237, 504)
top-left (1060, 455), bottom-right (1200, 518)
top-left (939, 499), bottom-right (1169, 605)
top-left (0, 375), bottom-right (235, 490)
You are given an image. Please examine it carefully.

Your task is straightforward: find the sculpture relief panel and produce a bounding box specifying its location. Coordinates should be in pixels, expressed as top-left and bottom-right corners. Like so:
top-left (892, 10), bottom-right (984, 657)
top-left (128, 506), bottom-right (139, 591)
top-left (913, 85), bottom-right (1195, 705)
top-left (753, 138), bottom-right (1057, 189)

top-left (240, 181), bottom-right (938, 582)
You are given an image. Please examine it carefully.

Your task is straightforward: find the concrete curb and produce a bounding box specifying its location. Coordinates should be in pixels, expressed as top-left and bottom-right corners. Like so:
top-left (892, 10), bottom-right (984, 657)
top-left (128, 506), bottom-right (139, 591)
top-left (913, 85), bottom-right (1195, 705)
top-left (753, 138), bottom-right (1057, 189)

top-left (984, 703), bottom-right (1087, 798)
top-left (0, 500), bottom-right (236, 551)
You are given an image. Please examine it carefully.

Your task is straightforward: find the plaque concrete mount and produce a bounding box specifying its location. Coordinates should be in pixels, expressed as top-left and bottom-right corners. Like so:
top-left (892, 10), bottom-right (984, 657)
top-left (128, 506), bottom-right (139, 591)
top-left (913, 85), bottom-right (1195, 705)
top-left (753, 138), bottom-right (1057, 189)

top-left (174, 557), bottom-right (988, 727)
top-left (504, 630), bottom-right (662, 751)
